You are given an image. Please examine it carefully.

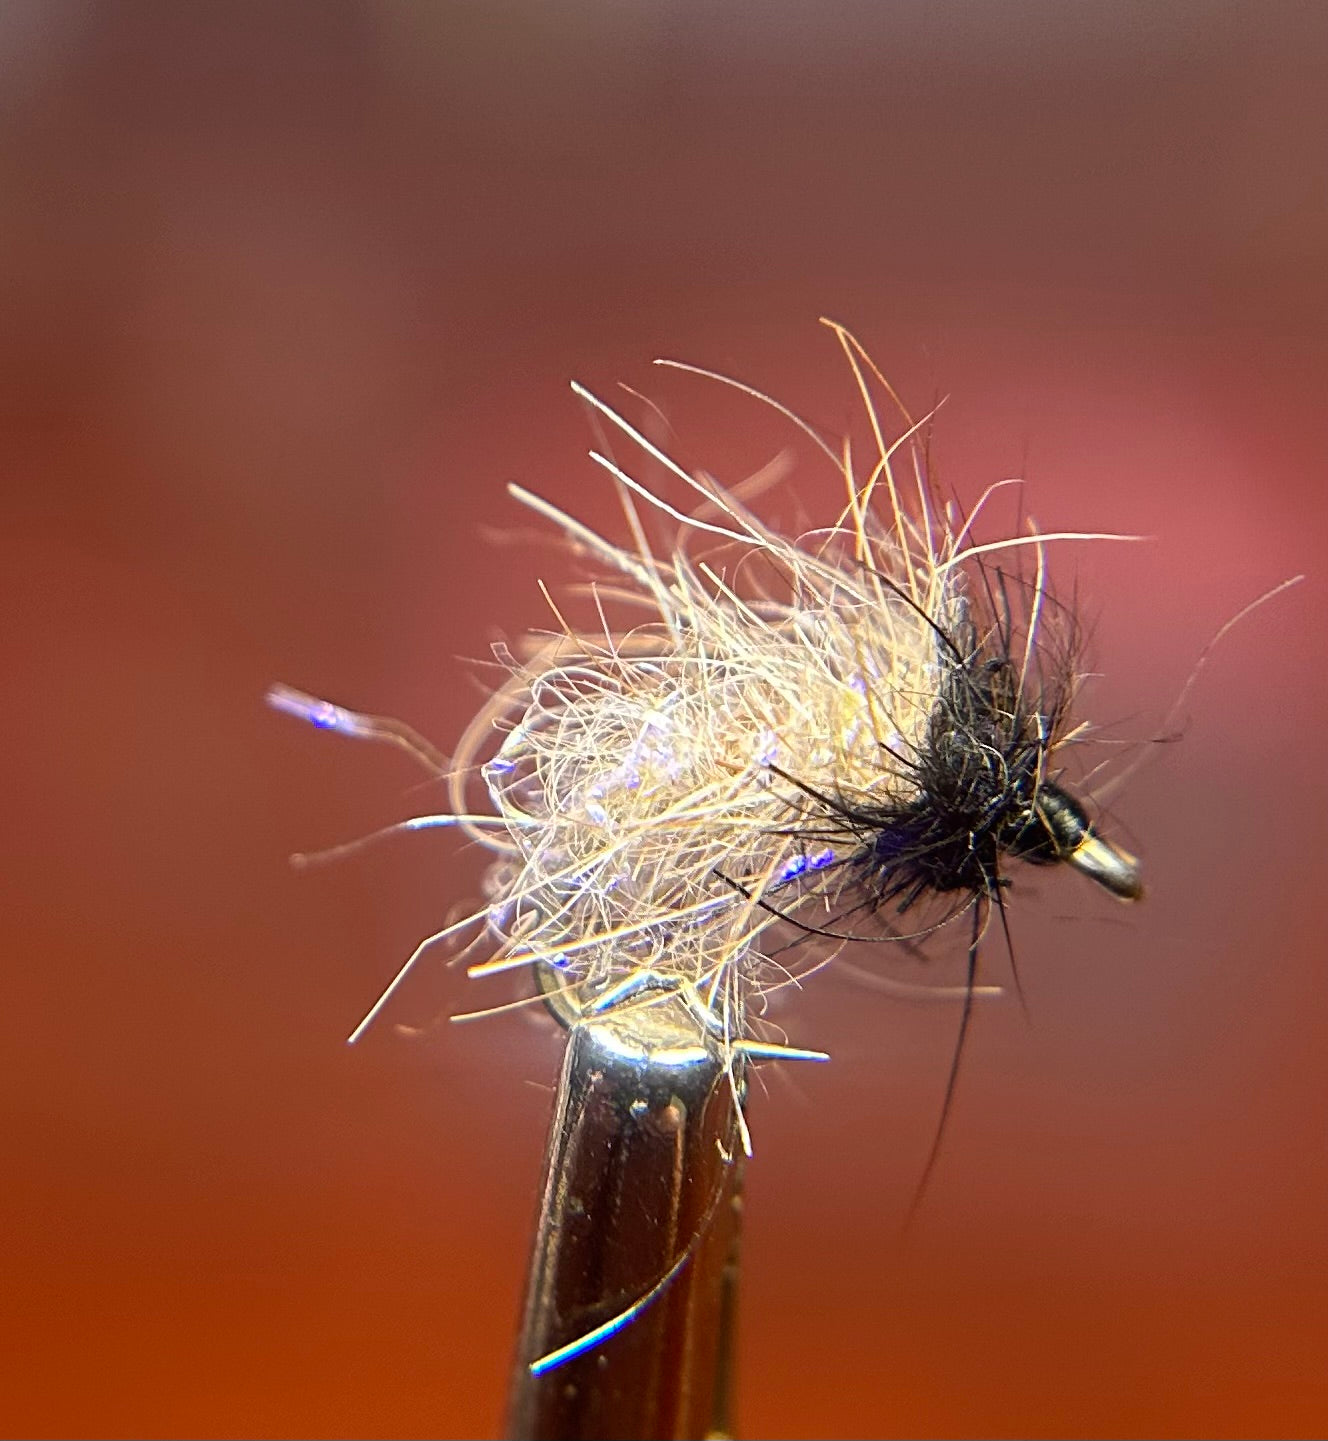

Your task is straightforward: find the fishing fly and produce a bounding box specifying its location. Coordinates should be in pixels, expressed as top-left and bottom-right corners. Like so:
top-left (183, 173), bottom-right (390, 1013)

top-left (270, 319), bottom-right (1145, 1153)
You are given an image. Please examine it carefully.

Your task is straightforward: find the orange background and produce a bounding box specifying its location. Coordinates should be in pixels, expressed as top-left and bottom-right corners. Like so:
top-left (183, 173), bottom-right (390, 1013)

top-left (3, 5), bottom-right (1326, 1437)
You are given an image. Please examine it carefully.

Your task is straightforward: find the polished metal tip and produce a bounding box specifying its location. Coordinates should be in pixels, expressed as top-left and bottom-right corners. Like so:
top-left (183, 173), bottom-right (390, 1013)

top-left (1068, 830), bottom-right (1144, 901)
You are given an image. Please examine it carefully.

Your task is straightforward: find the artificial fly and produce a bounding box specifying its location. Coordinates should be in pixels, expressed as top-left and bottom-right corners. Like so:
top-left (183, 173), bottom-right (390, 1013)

top-left (270, 319), bottom-right (1145, 1158)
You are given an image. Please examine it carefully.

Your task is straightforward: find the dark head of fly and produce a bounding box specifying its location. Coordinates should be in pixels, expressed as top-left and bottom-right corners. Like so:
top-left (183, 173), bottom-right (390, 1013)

top-left (860, 602), bottom-right (1142, 910)
top-left (1003, 778), bottom-right (1141, 900)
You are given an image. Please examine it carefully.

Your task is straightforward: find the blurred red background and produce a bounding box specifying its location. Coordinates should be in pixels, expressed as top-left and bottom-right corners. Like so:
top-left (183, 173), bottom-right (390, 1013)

top-left (3, 4), bottom-right (1326, 1437)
